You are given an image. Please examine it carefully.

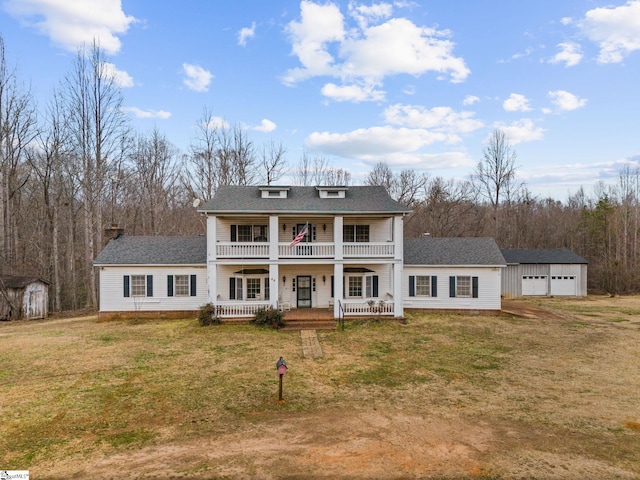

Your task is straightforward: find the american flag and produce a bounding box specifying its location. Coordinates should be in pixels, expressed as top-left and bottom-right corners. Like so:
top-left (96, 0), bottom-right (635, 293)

top-left (289, 223), bottom-right (308, 247)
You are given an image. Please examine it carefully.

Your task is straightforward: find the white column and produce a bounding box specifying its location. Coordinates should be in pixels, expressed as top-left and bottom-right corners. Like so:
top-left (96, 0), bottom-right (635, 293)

top-left (269, 263), bottom-right (279, 309)
top-left (269, 215), bottom-right (279, 260)
top-left (393, 215), bottom-right (404, 317)
top-left (334, 215), bottom-right (343, 260)
top-left (333, 263), bottom-right (343, 318)
top-left (207, 216), bottom-right (217, 304)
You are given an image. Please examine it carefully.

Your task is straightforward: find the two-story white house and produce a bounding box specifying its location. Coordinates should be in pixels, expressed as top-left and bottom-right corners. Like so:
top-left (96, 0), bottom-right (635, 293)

top-left (198, 185), bottom-right (411, 319)
top-left (94, 185), bottom-right (507, 320)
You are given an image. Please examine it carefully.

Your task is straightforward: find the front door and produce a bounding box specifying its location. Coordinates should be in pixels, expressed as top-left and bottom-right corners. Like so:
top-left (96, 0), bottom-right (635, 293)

top-left (297, 276), bottom-right (312, 308)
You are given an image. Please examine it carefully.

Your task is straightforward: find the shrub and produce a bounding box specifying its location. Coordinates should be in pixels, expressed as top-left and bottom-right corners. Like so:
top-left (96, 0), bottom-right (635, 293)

top-left (252, 307), bottom-right (285, 329)
top-left (198, 303), bottom-right (220, 326)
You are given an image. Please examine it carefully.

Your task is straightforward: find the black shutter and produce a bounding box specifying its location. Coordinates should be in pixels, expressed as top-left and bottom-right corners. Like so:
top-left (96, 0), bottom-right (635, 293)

top-left (331, 275), bottom-right (334, 298)
top-left (409, 276), bottom-right (415, 297)
top-left (146, 275), bottom-right (153, 297)
top-left (472, 276), bottom-right (479, 298)
top-left (449, 276), bottom-right (456, 297)
top-left (431, 276), bottom-right (437, 297)
top-left (312, 224), bottom-right (316, 241)
top-left (231, 225), bottom-right (237, 242)
top-left (123, 275), bottom-right (130, 297)
top-left (265, 277), bottom-right (270, 300)
top-left (167, 275), bottom-right (174, 296)
top-left (229, 278), bottom-right (236, 300)
top-left (190, 275), bottom-right (197, 296)
top-left (372, 275), bottom-right (378, 297)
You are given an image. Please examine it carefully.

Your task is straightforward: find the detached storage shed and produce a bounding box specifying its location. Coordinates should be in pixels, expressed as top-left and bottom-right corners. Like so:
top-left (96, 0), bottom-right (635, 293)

top-left (0, 275), bottom-right (50, 320)
top-left (500, 248), bottom-right (588, 298)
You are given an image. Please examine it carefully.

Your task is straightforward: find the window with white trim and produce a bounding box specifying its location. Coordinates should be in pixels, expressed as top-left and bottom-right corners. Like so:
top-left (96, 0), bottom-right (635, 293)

top-left (232, 224), bottom-right (268, 242)
top-left (456, 276), bottom-right (471, 297)
top-left (348, 276), bottom-right (362, 297)
top-left (343, 224), bottom-right (369, 242)
top-left (246, 278), bottom-right (261, 299)
top-left (174, 275), bottom-right (189, 296)
top-left (415, 275), bottom-right (431, 296)
top-left (131, 275), bottom-right (146, 297)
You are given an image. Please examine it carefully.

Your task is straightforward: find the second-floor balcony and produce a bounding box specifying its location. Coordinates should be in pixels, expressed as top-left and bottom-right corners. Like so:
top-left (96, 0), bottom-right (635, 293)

top-left (215, 241), bottom-right (394, 259)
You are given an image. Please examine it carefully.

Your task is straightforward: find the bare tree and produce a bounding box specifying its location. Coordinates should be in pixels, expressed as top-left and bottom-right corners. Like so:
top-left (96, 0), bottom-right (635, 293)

top-left (62, 40), bottom-right (129, 307)
top-left (471, 129), bottom-right (523, 235)
top-left (183, 107), bottom-right (220, 201)
top-left (365, 161), bottom-right (427, 207)
top-left (0, 35), bottom-right (38, 273)
top-left (259, 140), bottom-right (287, 185)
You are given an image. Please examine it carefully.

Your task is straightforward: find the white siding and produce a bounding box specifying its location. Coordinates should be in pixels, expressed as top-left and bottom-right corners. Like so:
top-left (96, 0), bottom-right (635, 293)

top-left (404, 266), bottom-right (502, 310)
top-left (99, 266), bottom-right (207, 312)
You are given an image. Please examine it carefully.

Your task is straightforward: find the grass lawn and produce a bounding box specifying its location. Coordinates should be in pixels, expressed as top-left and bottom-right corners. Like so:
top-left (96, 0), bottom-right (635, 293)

top-left (1, 296), bottom-right (639, 479)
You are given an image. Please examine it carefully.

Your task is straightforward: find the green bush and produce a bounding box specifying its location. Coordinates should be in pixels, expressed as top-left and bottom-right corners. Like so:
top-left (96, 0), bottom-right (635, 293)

top-left (252, 307), bottom-right (285, 329)
top-left (198, 303), bottom-right (220, 326)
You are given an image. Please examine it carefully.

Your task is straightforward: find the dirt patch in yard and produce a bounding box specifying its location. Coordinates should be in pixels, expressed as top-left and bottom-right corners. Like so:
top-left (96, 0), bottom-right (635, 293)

top-left (2, 296), bottom-right (640, 479)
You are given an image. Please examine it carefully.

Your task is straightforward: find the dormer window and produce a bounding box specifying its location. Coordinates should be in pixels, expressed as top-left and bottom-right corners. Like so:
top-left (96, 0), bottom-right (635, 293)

top-left (259, 186), bottom-right (290, 198)
top-left (316, 186), bottom-right (348, 198)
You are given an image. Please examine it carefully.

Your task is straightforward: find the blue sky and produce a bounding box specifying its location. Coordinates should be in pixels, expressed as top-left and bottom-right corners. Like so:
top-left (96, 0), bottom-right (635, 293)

top-left (1, 0), bottom-right (639, 200)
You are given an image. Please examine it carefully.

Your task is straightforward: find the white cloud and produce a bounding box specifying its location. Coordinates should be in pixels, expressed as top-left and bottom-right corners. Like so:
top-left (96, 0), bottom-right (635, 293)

top-left (102, 62), bottom-right (133, 88)
top-left (493, 119), bottom-right (545, 145)
top-left (182, 63), bottom-right (213, 92)
top-left (252, 119), bottom-right (277, 133)
top-left (122, 107), bottom-right (171, 119)
top-left (283, 1), bottom-right (469, 96)
top-left (283, 0), bottom-right (345, 84)
top-left (579, 0), bottom-right (640, 63)
top-left (206, 116), bottom-right (229, 130)
top-left (463, 95), bottom-right (479, 106)
top-left (238, 22), bottom-right (256, 46)
top-left (503, 93), bottom-right (532, 112)
top-left (549, 42), bottom-right (583, 67)
top-left (3, 0), bottom-right (136, 55)
top-left (321, 82), bottom-right (385, 102)
top-left (306, 126), bottom-right (448, 158)
top-left (547, 90), bottom-right (587, 111)
top-left (348, 1), bottom-right (393, 29)
top-left (383, 104), bottom-right (483, 140)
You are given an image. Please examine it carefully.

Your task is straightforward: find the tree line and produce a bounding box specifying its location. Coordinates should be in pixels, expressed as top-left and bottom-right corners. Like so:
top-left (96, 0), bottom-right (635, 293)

top-left (1, 38), bottom-right (638, 313)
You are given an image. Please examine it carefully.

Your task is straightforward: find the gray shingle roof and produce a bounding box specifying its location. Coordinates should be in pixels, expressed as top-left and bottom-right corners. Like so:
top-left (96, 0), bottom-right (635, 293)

top-left (404, 237), bottom-right (506, 266)
top-left (93, 236), bottom-right (206, 265)
top-left (197, 185), bottom-right (411, 214)
top-left (500, 248), bottom-right (588, 265)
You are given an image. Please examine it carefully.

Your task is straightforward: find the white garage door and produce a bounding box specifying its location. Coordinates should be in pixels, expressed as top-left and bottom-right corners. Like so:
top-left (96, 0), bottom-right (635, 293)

top-left (551, 276), bottom-right (577, 296)
top-left (522, 275), bottom-right (548, 296)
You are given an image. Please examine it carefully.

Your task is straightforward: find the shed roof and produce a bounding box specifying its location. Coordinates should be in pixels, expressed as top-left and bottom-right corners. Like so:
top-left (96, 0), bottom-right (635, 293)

top-left (404, 237), bottom-right (506, 266)
top-left (500, 248), bottom-right (588, 265)
top-left (93, 236), bottom-right (207, 265)
top-left (197, 185), bottom-right (411, 215)
top-left (0, 275), bottom-right (50, 288)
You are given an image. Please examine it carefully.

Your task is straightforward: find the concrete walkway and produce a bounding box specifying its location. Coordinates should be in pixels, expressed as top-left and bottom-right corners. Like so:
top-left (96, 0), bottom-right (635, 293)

top-left (300, 329), bottom-right (323, 358)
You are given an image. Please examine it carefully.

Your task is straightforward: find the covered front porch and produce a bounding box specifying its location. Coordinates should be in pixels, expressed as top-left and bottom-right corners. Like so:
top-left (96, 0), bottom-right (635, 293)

top-left (210, 262), bottom-right (400, 319)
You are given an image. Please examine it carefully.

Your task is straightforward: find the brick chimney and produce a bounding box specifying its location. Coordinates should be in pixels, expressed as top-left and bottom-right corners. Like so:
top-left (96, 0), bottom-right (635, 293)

top-left (104, 223), bottom-right (124, 243)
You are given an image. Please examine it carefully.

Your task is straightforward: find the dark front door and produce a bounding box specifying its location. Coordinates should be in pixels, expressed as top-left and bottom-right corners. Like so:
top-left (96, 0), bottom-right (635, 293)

top-left (297, 276), bottom-right (312, 308)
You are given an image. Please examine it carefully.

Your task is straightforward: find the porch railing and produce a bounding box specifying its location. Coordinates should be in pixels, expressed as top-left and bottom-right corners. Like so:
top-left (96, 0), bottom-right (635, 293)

top-left (342, 300), bottom-right (394, 316)
top-left (216, 243), bottom-right (269, 258)
top-left (343, 242), bottom-right (394, 257)
top-left (215, 301), bottom-right (270, 318)
top-left (279, 242), bottom-right (335, 257)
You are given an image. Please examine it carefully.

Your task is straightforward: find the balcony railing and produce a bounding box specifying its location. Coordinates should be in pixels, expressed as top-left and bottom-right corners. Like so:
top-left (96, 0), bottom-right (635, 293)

top-left (216, 241), bottom-right (394, 259)
top-left (279, 242), bottom-right (335, 257)
top-left (216, 243), bottom-right (269, 258)
top-left (343, 242), bottom-right (394, 257)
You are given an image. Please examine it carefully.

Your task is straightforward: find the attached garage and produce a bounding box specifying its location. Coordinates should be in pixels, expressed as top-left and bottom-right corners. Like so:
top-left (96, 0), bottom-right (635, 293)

top-left (501, 248), bottom-right (588, 298)
top-left (522, 275), bottom-right (548, 296)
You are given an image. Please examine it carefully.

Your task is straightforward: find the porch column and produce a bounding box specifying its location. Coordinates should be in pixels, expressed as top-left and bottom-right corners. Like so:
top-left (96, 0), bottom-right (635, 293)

top-left (269, 263), bottom-right (279, 310)
top-left (207, 215), bottom-right (217, 304)
top-left (333, 263), bottom-right (343, 318)
top-left (269, 215), bottom-right (279, 260)
top-left (334, 215), bottom-right (343, 260)
top-left (393, 262), bottom-right (403, 317)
